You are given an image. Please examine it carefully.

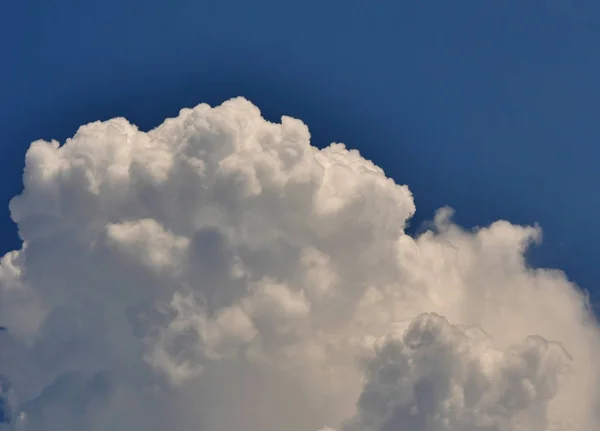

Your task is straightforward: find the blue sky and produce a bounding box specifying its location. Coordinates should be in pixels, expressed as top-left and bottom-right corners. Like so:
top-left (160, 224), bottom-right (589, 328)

top-left (2, 0), bottom-right (600, 300)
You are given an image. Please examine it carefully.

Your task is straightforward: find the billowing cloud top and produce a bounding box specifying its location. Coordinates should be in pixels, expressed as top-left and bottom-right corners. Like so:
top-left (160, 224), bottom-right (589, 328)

top-left (0, 98), bottom-right (598, 430)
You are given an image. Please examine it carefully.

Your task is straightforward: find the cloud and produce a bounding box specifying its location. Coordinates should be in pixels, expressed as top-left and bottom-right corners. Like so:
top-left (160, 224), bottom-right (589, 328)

top-left (343, 313), bottom-right (572, 431)
top-left (0, 98), bottom-right (598, 430)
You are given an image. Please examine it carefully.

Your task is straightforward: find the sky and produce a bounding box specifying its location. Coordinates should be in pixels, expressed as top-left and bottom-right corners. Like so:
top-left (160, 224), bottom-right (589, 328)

top-left (3, 0), bottom-right (600, 294)
top-left (2, 1), bottom-right (600, 430)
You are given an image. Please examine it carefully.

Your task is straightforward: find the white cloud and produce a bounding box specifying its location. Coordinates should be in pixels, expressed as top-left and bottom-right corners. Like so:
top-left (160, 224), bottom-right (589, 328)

top-left (0, 98), bottom-right (598, 430)
top-left (343, 313), bottom-right (573, 431)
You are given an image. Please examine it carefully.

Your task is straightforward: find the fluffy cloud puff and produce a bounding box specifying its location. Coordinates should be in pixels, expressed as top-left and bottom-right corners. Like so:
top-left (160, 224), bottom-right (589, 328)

top-left (0, 98), bottom-right (598, 431)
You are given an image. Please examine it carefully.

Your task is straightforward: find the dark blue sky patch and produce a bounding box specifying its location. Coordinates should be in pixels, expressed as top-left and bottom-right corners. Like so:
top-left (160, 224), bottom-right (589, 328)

top-left (0, 375), bottom-right (14, 425)
top-left (2, 0), bottom-right (599, 299)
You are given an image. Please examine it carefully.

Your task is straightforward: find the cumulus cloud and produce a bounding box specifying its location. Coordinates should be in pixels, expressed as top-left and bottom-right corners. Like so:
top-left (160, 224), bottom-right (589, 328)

top-left (0, 98), bottom-right (598, 431)
top-left (344, 313), bottom-right (573, 431)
